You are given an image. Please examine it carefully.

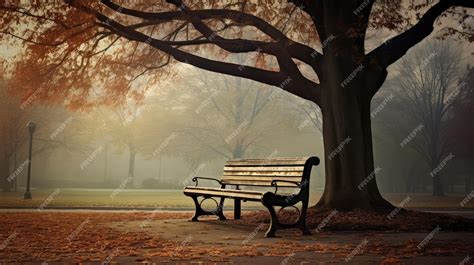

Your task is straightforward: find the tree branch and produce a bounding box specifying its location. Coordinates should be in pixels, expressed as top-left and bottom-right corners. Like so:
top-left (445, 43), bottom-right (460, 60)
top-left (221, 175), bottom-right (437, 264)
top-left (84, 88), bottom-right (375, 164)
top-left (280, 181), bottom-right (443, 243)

top-left (368, 0), bottom-right (474, 68)
top-left (99, 0), bottom-right (322, 71)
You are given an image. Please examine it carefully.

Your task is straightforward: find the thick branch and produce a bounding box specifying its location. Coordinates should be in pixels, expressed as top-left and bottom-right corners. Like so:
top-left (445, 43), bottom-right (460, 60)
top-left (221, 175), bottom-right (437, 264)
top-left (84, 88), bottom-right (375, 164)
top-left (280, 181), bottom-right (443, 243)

top-left (99, 0), bottom-right (322, 71)
top-left (91, 11), bottom-right (320, 103)
top-left (368, 0), bottom-right (474, 68)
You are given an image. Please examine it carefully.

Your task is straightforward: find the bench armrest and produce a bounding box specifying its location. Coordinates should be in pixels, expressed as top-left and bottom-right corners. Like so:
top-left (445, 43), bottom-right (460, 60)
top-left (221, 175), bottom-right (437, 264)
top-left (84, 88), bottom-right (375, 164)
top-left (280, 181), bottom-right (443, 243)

top-left (192, 177), bottom-right (222, 187)
top-left (270, 180), bottom-right (301, 194)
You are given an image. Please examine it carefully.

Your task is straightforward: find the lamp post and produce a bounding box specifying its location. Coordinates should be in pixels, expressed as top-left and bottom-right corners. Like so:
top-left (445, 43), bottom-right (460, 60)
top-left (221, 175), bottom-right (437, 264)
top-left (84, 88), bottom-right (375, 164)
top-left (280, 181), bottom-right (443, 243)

top-left (24, 121), bottom-right (36, 200)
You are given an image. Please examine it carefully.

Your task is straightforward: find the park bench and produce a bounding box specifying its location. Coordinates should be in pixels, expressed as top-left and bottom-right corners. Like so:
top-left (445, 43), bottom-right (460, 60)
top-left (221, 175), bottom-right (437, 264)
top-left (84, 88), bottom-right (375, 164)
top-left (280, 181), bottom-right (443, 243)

top-left (183, 156), bottom-right (320, 237)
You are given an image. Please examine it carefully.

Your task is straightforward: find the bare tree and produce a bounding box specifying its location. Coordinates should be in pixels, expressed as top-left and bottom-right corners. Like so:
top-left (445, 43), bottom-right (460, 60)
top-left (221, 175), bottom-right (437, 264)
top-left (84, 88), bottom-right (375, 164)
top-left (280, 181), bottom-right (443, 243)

top-left (378, 40), bottom-right (463, 196)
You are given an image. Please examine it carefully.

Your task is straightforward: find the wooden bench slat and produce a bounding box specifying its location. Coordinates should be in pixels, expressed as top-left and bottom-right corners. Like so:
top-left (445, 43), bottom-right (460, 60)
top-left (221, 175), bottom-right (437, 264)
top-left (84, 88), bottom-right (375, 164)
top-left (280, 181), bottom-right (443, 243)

top-left (223, 166), bottom-right (305, 172)
top-left (184, 188), bottom-right (263, 200)
top-left (223, 171), bottom-right (303, 177)
top-left (227, 157), bottom-right (309, 162)
top-left (221, 176), bottom-right (302, 182)
top-left (226, 162), bottom-right (307, 167)
top-left (226, 158), bottom-right (309, 166)
top-left (221, 180), bottom-right (299, 187)
top-left (185, 186), bottom-right (264, 194)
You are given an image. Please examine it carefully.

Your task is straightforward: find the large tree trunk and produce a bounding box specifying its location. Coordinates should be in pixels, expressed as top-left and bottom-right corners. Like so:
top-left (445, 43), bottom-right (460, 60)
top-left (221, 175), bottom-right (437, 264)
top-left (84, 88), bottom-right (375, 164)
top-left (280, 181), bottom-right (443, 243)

top-left (315, 92), bottom-right (391, 211)
top-left (314, 53), bottom-right (393, 212)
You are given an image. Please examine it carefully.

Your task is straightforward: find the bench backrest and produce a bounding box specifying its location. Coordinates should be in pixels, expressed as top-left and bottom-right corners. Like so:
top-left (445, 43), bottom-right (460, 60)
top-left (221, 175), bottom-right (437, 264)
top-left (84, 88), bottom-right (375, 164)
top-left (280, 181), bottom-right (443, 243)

top-left (220, 157), bottom-right (319, 187)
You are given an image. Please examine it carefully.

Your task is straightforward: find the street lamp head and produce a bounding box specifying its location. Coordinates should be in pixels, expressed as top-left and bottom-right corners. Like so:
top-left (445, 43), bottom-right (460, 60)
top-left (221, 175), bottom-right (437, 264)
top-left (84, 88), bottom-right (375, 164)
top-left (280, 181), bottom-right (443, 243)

top-left (27, 121), bottom-right (37, 134)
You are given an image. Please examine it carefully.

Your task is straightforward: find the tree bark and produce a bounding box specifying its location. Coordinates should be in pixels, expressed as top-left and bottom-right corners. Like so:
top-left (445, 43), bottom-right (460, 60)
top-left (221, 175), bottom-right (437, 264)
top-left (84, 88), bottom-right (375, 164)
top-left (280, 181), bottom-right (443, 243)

top-left (313, 56), bottom-right (392, 212)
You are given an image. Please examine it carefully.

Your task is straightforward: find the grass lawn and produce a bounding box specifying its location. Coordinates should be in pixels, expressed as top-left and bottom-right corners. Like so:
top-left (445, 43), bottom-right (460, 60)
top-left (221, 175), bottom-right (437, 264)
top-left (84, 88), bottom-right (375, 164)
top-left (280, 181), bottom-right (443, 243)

top-left (0, 188), bottom-right (196, 208)
top-left (0, 188), bottom-right (472, 209)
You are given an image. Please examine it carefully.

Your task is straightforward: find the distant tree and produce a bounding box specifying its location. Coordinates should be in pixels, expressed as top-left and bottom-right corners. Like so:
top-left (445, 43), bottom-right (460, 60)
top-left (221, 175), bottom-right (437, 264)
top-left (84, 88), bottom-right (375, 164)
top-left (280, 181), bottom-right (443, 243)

top-left (0, 83), bottom-right (29, 191)
top-left (375, 41), bottom-right (463, 196)
top-left (176, 62), bottom-right (291, 160)
top-left (0, 82), bottom-right (77, 191)
top-left (84, 105), bottom-right (153, 187)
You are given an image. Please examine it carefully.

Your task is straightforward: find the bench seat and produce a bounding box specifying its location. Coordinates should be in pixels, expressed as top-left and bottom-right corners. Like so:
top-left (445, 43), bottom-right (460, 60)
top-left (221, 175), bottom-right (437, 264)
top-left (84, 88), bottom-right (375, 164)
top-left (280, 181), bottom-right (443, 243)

top-left (184, 186), bottom-right (264, 201)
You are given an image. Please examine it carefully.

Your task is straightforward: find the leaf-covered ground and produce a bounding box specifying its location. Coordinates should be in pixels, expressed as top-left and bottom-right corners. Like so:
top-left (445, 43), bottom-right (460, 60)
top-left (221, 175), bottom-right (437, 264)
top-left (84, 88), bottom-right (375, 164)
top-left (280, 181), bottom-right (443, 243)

top-left (243, 208), bottom-right (474, 232)
top-left (0, 210), bottom-right (472, 264)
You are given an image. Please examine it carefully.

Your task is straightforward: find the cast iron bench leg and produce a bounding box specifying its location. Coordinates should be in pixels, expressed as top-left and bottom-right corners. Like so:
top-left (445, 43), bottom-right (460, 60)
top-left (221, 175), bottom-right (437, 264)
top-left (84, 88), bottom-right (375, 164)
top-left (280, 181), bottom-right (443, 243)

top-left (217, 197), bottom-right (227, 220)
top-left (262, 199), bottom-right (278, 237)
top-left (234, 199), bottom-right (241, 219)
top-left (299, 200), bottom-right (311, 235)
top-left (190, 195), bottom-right (205, 221)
